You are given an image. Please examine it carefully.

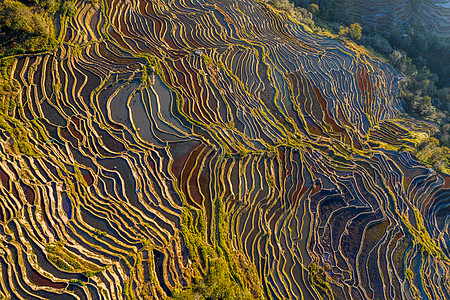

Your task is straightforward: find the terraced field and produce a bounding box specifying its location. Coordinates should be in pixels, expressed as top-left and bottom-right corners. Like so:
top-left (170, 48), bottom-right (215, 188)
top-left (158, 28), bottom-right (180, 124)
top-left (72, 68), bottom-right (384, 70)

top-left (0, 0), bottom-right (449, 299)
top-left (323, 0), bottom-right (450, 38)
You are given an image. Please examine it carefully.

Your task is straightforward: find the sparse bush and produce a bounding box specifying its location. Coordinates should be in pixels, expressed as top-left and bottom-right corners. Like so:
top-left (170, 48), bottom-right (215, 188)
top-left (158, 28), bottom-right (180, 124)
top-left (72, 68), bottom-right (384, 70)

top-left (94, 228), bottom-right (107, 236)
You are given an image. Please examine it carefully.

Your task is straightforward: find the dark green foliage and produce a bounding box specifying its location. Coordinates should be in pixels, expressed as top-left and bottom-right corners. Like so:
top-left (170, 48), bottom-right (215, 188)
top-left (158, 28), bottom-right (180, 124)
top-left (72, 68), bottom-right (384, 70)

top-left (0, 57), bottom-right (17, 112)
top-left (390, 50), bottom-right (450, 140)
top-left (35, 0), bottom-right (61, 13)
top-left (388, 51), bottom-right (450, 171)
top-left (360, 34), bottom-right (393, 55)
top-left (0, 1), bottom-right (46, 34)
top-left (0, 115), bottom-right (39, 156)
top-left (389, 28), bottom-right (450, 88)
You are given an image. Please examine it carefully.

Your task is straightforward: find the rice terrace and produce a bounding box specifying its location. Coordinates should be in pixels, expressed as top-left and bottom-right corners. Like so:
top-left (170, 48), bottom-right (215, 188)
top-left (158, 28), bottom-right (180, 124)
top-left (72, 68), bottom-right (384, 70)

top-left (0, 0), bottom-right (449, 299)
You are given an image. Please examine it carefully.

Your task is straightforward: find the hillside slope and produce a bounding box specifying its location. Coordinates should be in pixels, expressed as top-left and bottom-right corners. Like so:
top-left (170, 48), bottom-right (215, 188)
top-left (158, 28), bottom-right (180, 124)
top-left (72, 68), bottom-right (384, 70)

top-left (322, 0), bottom-right (450, 38)
top-left (0, 0), bottom-right (448, 299)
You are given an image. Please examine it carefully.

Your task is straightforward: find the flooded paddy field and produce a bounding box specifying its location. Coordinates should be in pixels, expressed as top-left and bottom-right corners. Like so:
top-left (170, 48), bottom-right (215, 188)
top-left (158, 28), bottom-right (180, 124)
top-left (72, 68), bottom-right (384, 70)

top-left (0, 0), bottom-right (448, 299)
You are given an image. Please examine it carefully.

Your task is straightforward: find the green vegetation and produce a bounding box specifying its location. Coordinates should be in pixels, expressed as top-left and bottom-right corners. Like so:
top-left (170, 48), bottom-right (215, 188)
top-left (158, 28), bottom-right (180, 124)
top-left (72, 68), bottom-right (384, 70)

top-left (200, 53), bottom-right (213, 65)
top-left (69, 279), bottom-right (85, 286)
top-left (276, 1), bottom-right (450, 173)
top-left (266, 174), bottom-right (275, 187)
top-left (140, 54), bottom-right (160, 86)
top-left (0, 57), bottom-right (39, 156)
top-left (123, 279), bottom-right (132, 300)
top-left (389, 51), bottom-right (450, 171)
top-left (338, 23), bottom-right (362, 40)
top-left (215, 198), bottom-right (264, 299)
top-left (308, 262), bottom-right (333, 299)
top-left (390, 51), bottom-right (446, 124)
top-left (0, 114), bottom-right (39, 156)
top-left (400, 208), bottom-right (449, 261)
top-left (180, 208), bottom-right (215, 267)
top-left (0, 0), bottom-right (80, 57)
top-left (176, 196), bottom-right (263, 299)
top-left (269, 0), bottom-right (315, 30)
top-left (308, 4), bottom-right (319, 15)
top-left (94, 228), bottom-right (108, 236)
top-left (173, 257), bottom-right (252, 300)
top-left (46, 241), bottom-right (104, 274)
top-left (404, 268), bottom-right (421, 298)
top-left (60, 0), bottom-right (77, 17)
top-left (0, 57), bottom-right (17, 114)
top-left (0, 0), bottom-right (61, 56)
top-left (0, 1), bottom-right (58, 156)
top-left (413, 137), bottom-right (450, 173)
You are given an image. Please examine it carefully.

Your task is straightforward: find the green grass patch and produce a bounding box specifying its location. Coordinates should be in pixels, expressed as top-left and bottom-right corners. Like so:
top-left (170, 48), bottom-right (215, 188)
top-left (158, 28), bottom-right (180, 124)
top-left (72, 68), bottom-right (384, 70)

top-left (0, 114), bottom-right (39, 156)
top-left (46, 241), bottom-right (104, 274)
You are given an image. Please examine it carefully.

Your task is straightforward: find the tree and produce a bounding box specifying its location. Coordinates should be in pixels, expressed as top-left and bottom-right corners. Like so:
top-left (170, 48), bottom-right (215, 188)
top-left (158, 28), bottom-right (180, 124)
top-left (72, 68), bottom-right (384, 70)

top-left (349, 23), bottom-right (362, 40)
top-left (0, 0), bottom-right (35, 34)
top-left (338, 26), bottom-right (349, 37)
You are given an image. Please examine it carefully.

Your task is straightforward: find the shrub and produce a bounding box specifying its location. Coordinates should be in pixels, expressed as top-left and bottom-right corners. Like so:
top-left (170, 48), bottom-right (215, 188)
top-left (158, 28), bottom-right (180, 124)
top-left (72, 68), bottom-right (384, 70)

top-left (338, 25), bottom-right (348, 37)
top-left (349, 23), bottom-right (362, 40)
